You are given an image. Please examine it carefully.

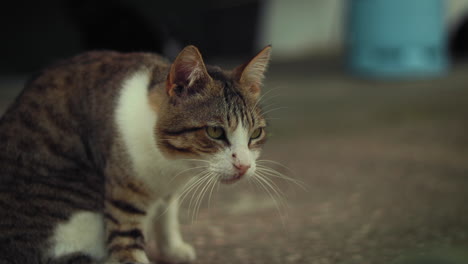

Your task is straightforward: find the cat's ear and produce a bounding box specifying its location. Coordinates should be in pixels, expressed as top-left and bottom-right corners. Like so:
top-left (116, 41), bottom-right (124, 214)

top-left (234, 45), bottom-right (272, 98)
top-left (166, 45), bottom-right (211, 97)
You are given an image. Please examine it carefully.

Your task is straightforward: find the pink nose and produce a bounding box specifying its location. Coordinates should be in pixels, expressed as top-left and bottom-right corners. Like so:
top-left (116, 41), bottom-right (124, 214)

top-left (234, 164), bottom-right (251, 176)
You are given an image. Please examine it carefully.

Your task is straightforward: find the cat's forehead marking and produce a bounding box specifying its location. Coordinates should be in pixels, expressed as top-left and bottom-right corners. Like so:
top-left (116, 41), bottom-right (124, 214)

top-left (220, 85), bottom-right (256, 131)
top-left (205, 65), bottom-right (259, 131)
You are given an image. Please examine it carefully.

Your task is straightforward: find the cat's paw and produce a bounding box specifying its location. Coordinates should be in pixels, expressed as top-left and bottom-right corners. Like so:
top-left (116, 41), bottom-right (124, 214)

top-left (159, 241), bottom-right (196, 264)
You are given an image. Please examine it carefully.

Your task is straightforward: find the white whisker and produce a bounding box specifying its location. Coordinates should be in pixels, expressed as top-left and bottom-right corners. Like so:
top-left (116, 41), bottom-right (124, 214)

top-left (250, 87), bottom-right (282, 117)
top-left (257, 159), bottom-right (295, 174)
top-left (178, 173), bottom-right (211, 210)
top-left (251, 173), bottom-right (287, 222)
top-left (191, 173), bottom-right (215, 222)
top-left (261, 106), bottom-right (288, 116)
top-left (168, 166), bottom-right (209, 184)
top-left (180, 159), bottom-right (210, 163)
top-left (207, 174), bottom-right (219, 208)
top-left (256, 166), bottom-right (307, 191)
top-left (156, 171), bottom-right (209, 218)
top-left (186, 174), bottom-right (211, 214)
top-left (256, 172), bottom-right (288, 208)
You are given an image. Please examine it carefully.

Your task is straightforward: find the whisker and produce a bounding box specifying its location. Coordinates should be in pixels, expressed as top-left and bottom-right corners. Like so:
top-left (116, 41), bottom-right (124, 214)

top-left (178, 173), bottom-right (211, 210)
top-left (254, 95), bottom-right (281, 114)
top-left (186, 174), bottom-right (211, 213)
top-left (179, 159), bottom-right (210, 163)
top-left (256, 167), bottom-right (307, 190)
top-left (179, 176), bottom-right (210, 221)
top-left (192, 173), bottom-right (213, 223)
top-left (191, 173), bottom-right (215, 222)
top-left (256, 172), bottom-right (288, 208)
top-left (156, 172), bottom-right (208, 218)
top-left (261, 107), bottom-right (288, 116)
top-left (261, 102), bottom-right (280, 111)
top-left (250, 87), bottom-right (282, 117)
top-left (258, 87), bottom-right (283, 104)
top-left (257, 160), bottom-right (295, 174)
top-left (168, 166), bottom-right (209, 184)
top-left (252, 173), bottom-right (286, 221)
top-left (252, 88), bottom-right (279, 110)
top-left (207, 174), bottom-right (219, 208)
top-left (255, 173), bottom-right (289, 225)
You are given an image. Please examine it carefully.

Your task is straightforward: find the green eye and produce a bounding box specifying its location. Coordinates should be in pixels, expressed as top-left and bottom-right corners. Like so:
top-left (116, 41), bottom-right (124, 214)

top-left (251, 128), bottom-right (263, 139)
top-left (206, 127), bottom-right (225, 139)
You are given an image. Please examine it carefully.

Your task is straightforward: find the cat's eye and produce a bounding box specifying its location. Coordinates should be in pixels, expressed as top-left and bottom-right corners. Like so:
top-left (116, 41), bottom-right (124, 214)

top-left (250, 128), bottom-right (263, 139)
top-left (206, 127), bottom-right (225, 140)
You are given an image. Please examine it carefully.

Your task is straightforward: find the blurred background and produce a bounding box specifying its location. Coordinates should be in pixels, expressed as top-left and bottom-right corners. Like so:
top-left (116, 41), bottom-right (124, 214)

top-left (1, 0), bottom-right (468, 263)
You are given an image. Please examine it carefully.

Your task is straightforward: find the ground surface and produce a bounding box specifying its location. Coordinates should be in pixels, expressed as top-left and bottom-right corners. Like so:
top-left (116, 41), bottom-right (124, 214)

top-left (1, 60), bottom-right (468, 264)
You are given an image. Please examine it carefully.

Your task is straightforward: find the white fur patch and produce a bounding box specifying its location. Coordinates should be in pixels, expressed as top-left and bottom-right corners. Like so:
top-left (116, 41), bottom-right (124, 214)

top-left (48, 211), bottom-right (106, 260)
top-left (115, 70), bottom-right (190, 193)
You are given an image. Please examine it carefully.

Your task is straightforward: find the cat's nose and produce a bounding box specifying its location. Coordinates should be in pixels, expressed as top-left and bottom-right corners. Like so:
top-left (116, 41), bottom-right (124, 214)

top-left (233, 163), bottom-right (251, 176)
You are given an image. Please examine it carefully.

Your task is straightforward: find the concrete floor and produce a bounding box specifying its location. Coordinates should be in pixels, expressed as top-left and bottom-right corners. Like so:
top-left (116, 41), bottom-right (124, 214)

top-left (1, 61), bottom-right (468, 264)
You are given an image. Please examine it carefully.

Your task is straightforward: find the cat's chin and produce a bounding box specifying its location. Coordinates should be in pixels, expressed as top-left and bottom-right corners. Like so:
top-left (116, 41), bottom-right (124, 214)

top-left (220, 174), bottom-right (243, 184)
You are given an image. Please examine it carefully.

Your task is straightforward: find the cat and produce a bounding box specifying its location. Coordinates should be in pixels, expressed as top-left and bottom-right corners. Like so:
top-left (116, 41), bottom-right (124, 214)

top-left (0, 44), bottom-right (271, 264)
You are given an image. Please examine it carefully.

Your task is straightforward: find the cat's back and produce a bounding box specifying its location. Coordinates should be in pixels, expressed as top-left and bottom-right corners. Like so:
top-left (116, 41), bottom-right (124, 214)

top-left (0, 50), bottom-right (169, 163)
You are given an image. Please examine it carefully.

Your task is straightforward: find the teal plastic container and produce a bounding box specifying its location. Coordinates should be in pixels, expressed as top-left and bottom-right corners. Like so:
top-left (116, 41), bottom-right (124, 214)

top-left (346, 0), bottom-right (449, 78)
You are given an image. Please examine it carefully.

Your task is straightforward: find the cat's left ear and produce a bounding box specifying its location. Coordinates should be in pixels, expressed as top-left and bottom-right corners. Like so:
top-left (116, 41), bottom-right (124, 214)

top-left (166, 45), bottom-right (212, 97)
top-left (234, 45), bottom-right (272, 98)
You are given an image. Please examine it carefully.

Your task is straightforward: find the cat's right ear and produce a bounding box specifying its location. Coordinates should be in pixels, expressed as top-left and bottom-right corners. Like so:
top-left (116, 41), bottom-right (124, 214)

top-left (166, 45), bottom-right (212, 97)
top-left (234, 45), bottom-right (272, 99)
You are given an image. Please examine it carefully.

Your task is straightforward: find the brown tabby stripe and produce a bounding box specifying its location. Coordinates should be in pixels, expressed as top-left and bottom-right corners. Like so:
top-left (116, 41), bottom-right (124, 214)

top-left (17, 110), bottom-right (48, 134)
top-left (42, 139), bottom-right (91, 169)
top-left (18, 192), bottom-right (76, 205)
top-left (12, 177), bottom-right (98, 201)
top-left (0, 199), bottom-right (68, 220)
top-left (109, 200), bottom-right (146, 215)
top-left (0, 223), bottom-right (50, 231)
top-left (125, 181), bottom-right (149, 197)
top-left (235, 92), bottom-right (250, 126)
top-left (252, 136), bottom-right (268, 147)
top-left (0, 234), bottom-right (32, 244)
top-left (50, 253), bottom-right (94, 264)
top-left (104, 212), bottom-right (120, 225)
top-left (163, 126), bottom-right (204, 135)
top-left (108, 243), bottom-right (145, 254)
top-left (0, 184), bottom-right (95, 206)
top-left (194, 146), bottom-right (218, 154)
top-left (0, 228), bottom-right (48, 241)
top-left (107, 229), bottom-right (143, 244)
top-left (161, 141), bottom-right (194, 154)
top-left (0, 152), bottom-right (94, 178)
top-left (43, 104), bottom-right (75, 129)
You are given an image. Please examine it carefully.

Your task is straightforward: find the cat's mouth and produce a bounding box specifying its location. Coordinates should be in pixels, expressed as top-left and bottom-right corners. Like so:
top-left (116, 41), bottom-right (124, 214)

top-left (220, 174), bottom-right (243, 184)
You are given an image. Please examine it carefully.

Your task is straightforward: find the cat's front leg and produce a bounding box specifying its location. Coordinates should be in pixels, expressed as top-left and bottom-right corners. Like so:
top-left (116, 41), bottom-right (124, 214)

top-left (148, 195), bottom-right (196, 264)
top-left (104, 179), bottom-right (154, 264)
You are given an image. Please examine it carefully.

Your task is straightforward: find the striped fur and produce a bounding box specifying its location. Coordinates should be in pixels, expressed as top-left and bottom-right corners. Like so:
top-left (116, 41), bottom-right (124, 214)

top-left (0, 45), bottom-right (271, 264)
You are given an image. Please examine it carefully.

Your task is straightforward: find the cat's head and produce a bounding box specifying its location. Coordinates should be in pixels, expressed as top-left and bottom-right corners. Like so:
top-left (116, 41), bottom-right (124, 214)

top-left (155, 45), bottom-right (271, 184)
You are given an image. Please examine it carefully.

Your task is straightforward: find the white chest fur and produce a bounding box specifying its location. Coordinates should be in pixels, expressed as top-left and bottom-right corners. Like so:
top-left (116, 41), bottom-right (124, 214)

top-left (48, 71), bottom-right (191, 261)
top-left (114, 70), bottom-right (189, 194)
top-left (48, 211), bottom-right (106, 260)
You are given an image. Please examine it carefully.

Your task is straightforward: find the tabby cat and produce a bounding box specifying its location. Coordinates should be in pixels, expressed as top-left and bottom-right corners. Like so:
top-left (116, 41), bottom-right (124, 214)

top-left (0, 45), bottom-right (272, 264)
